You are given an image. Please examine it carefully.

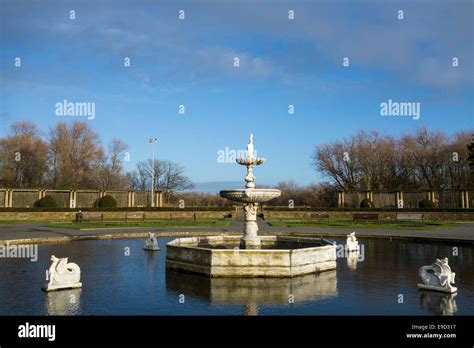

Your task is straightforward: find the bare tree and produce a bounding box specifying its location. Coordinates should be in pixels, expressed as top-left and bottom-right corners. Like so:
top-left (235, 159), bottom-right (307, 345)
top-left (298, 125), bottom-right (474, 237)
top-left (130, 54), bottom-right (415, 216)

top-left (273, 180), bottom-right (302, 206)
top-left (445, 131), bottom-right (471, 189)
top-left (157, 160), bottom-right (194, 203)
top-left (127, 159), bottom-right (194, 203)
top-left (399, 128), bottom-right (448, 189)
top-left (0, 121), bottom-right (48, 188)
top-left (468, 136), bottom-right (474, 185)
top-left (94, 139), bottom-right (129, 190)
top-left (48, 121), bottom-right (105, 189)
top-left (314, 135), bottom-right (361, 190)
top-left (314, 128), bottom-right (473, 191)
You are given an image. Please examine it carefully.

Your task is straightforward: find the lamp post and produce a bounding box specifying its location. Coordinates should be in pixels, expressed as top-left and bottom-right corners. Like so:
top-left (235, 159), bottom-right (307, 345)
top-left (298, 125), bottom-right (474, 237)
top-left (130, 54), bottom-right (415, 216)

top-left (149, 137), bottom-right (158, 207)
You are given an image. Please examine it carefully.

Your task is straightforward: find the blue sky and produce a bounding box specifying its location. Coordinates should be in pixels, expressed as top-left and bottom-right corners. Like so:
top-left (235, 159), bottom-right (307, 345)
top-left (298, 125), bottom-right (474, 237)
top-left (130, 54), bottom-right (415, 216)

top-left (1, 0), bottom-right (473, 186)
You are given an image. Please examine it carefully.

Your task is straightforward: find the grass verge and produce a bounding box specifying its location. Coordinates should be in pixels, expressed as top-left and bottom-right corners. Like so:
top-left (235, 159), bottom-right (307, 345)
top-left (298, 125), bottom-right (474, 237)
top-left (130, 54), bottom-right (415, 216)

top-left (0, 220), bottom-right (23, 226)
top-left (47, 218), bottom-right (233, 230)
top-left (267, 219), bottom-right (455, 230)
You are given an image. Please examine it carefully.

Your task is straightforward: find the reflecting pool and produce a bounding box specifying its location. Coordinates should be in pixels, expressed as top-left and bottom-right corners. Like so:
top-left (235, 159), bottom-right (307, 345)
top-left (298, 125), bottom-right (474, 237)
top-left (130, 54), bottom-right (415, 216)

top-left (0, 237), bottom-right (472, 315)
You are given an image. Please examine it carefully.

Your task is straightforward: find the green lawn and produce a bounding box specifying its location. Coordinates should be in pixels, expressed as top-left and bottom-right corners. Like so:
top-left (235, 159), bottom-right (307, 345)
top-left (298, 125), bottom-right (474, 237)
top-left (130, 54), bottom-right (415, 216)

top-left (0, 220), bottom-right (22, 226)
top-left (267, 219), bottom-right (454, 230)
top-left (47, 218), bottom-right (233, 230)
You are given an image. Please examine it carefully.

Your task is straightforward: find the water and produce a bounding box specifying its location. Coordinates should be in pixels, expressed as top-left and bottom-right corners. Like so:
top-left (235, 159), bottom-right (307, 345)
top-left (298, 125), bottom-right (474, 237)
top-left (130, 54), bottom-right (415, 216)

top-left (0, 237), bottom-right (472, 315)
top-left (188, 240), bottom-right (323, 249)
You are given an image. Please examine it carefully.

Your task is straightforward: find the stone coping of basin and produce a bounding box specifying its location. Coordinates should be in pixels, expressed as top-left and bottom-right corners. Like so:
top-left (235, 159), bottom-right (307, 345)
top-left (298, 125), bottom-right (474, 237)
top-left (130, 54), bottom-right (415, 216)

top-left (166, 235), bottom-right (337, 277)
top-left (167, 235), bottom-right (331, 249)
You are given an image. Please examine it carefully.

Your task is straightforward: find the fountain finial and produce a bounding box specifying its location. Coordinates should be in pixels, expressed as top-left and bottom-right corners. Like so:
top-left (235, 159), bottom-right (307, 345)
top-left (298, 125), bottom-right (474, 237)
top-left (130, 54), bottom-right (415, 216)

top-left (247, 132), bottom-right (254, 158)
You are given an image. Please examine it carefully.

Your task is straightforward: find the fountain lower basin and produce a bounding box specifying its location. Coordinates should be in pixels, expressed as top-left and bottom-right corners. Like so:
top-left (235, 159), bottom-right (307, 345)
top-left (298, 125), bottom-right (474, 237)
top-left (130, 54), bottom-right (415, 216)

top-left (165, 236), bottom-right (337, 277)
top-left (219, 188), bottom-right (281, 203)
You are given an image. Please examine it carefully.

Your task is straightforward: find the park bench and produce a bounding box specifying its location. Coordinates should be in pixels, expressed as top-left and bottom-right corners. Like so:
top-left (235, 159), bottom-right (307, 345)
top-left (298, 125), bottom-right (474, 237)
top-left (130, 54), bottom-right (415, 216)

top-left (124, 213), bottom-right (145, 222)
top-left (310, 213), bottom-right (330, 219)
top-left (396, 213), bottom-right (423, 221)
top-left (353, 213), bottom-right (379, 221)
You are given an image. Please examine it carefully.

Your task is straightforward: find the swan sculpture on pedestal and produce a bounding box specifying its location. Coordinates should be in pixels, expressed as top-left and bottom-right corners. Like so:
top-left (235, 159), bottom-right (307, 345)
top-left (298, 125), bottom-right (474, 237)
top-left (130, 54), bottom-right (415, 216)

top-left (42, 255), bottom-right (82, 291)
top-left (144, 232), bottom-right (161, 251)
top-left (418, 257), bottom-right (457, 293)
top-left (345, 232), bottom-right (360, 252)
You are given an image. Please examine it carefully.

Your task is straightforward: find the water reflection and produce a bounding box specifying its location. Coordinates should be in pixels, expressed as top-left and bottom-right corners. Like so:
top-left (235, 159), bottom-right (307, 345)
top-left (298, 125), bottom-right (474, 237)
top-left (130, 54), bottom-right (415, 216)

top-left (1, 238), bottom-right (472, 315)
top-left (166, 269), bottom-right (338, 315)
top-left (145, 250), bottom-right (159, 270)
top-left (420, 291), bottom-right (457, 315)
top-left (45, 288), bottom-right (82, 315)
top-left (347, 251), bottom-right (360, 270)
top-left (245, 303), bottom-right (258, 316)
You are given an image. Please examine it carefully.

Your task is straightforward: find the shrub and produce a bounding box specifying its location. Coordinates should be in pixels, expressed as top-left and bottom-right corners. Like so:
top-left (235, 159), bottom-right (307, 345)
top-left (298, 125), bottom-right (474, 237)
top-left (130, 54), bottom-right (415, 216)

top-left (360, 198), bottom-right (373, 208)
top-left (96, 195), bottom-right (117, 208)
top-left (419, 199), bottom-right (436, 208)
top-left (34, 195), bottom-right (57, 208)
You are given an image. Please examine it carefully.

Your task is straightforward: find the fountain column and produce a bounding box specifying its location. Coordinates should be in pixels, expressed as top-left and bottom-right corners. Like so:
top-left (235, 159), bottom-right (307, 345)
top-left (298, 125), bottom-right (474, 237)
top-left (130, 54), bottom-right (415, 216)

top-left (242, 202), bottom-right (260, 249)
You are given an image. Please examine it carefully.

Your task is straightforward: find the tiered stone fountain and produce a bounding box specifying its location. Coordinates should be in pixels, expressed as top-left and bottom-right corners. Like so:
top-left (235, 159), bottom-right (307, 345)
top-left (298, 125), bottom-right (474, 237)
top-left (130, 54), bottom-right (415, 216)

top-left (219, 133), bottom-right (281, 249)
top-left (166, 133), bottom-right (336, 277)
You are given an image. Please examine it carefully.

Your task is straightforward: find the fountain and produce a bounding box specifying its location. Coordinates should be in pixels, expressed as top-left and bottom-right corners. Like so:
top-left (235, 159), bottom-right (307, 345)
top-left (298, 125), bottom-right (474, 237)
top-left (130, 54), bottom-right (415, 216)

top-left (219, 132), bottom-right (281, 249)
top-left (165, 133), bottom-right (337, 277)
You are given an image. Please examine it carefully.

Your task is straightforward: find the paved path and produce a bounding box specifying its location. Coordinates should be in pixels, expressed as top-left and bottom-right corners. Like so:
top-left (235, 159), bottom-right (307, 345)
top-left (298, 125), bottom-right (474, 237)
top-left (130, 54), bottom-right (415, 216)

top-left (257, 220), bottom-right (474, 243)
top-left (0, 220), bottom-right (472, 244)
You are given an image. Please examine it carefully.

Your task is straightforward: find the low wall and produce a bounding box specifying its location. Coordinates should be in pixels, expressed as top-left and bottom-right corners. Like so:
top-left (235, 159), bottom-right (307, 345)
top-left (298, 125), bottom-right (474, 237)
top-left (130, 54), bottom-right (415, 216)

top-left (0, 209), bottom-right (473, 221)
top-left (0, 210), bottom-right (232, 221)
top-left (264, 210), bottom-right (474, 221)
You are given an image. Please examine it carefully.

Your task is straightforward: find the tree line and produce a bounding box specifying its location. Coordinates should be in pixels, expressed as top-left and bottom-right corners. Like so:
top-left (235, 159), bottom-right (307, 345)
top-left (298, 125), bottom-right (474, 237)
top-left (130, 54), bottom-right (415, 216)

top-left (1, 121), bottom-right (472, 207)
top-left (165, 182), bottom-right (337, 208)
top-left (0, 121), bottom-right (193, 203)
top-left (314, 128), bottom-right (473, 191)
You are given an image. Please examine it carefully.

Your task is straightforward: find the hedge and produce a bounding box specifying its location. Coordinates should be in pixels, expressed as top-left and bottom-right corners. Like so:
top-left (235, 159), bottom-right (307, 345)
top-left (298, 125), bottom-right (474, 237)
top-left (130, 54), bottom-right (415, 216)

top-left (33, 195), bottom-right (57, 208)
top-left (360, 199), bottom-right (374, 208)
top-left (95, 195), bottom-right (118, 208)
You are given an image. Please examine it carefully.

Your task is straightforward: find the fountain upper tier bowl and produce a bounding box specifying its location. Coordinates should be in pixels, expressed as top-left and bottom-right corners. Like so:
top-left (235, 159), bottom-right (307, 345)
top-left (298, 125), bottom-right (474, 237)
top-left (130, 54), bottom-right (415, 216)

top-left (219, 188), bottom-right (281, 203)
top-left (236, 157), bottom-right (265, 166)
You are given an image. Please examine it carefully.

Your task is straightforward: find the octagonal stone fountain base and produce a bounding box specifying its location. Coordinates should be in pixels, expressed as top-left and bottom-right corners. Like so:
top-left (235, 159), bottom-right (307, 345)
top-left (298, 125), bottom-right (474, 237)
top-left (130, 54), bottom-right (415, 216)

top-left (166, 236), bottom-right (337, 277)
